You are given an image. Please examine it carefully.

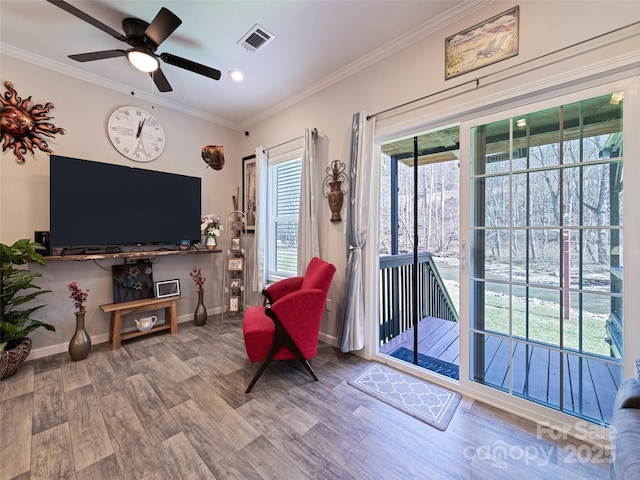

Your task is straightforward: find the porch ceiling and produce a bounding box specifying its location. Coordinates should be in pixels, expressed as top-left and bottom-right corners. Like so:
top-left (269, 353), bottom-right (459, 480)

top-left (382, 92), bottom-right (623, 165)
top-left (381, 125), bottom-right (460, 167)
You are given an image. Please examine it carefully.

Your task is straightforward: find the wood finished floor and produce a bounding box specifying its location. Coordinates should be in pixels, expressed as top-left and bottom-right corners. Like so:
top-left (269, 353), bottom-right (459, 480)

top-left (0, 316), bottom-right (610, 480)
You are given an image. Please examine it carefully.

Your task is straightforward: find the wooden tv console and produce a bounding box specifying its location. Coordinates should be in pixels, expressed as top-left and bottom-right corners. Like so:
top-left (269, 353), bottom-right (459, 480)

top-left (100, 296), bottom-right (182, 350)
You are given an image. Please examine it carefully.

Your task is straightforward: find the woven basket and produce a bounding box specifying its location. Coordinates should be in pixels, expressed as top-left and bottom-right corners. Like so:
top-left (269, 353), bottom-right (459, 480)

top-left (0, 338), bottom-right (32, 380)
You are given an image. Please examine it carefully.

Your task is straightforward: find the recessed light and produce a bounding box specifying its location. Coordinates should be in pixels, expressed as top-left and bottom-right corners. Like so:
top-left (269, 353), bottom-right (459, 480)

top-left (610, 91), bottom-right (624, 105)
top-left (228, 70), bottom-right (244, 82)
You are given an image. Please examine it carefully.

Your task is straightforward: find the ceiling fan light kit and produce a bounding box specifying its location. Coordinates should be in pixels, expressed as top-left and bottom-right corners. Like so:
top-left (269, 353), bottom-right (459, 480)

top-left (127, 49), bottom-right (159, 73)
top-left (46, 0), bottom-right (221, 92)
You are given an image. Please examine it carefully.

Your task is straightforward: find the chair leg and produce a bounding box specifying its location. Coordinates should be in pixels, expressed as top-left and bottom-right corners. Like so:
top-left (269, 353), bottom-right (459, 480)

top-left (245, 340), bottom-right (279, 393)
top-left (245, 309), bottom-right (319, 393)
top-left (245, 358), bottom-right (271, 393)
top-left (301, 359), bottom-right (318, 381)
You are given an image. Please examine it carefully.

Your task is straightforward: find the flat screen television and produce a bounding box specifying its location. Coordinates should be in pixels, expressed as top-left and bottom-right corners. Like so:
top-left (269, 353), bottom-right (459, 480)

top-left (50, 155), bottom-right (201, 249)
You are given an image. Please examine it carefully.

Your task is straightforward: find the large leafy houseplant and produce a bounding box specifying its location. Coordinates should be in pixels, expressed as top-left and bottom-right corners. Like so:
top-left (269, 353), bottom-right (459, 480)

top-left (0, 239), bottom-right (54, 359)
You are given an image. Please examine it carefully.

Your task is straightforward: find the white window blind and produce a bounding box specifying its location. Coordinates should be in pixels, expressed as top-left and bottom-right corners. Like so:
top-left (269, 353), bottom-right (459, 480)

top-left (267, 153), bottom-right (302, 280)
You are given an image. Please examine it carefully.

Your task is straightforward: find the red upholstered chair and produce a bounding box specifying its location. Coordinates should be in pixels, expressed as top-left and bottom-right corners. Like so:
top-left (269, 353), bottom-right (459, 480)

top-left (242, 257), bottom-right (336, 393)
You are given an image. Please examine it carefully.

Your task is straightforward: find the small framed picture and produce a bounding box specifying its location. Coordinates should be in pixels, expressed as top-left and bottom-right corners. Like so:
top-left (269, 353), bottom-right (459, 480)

top-left (228, 296), bottom-right (240, 312)
top-left (228, 258), bottom-right (243, 271)
top-left (243, 154), bottom-right (257, 233)
top-left (154, 279), bottom-right (181, 298)
top-left (228, 278), bottom-right (242, 289)
top-left (231, 220), bottom-right (243, 231)
top-left (231, 237), bottom-right (241, 251)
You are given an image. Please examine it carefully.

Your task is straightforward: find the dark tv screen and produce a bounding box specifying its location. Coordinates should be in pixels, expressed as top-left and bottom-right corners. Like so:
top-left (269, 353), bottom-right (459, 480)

top-left (50, 155), bottom-right (201, 249)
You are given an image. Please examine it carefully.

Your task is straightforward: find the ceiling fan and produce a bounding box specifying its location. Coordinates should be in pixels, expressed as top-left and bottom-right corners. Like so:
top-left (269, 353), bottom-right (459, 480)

top-left (46, 0), bottom-right (221, 92)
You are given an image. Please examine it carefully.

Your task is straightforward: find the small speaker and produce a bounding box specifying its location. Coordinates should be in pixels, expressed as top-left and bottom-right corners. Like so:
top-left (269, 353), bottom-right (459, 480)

top-left (34, 231), bottom-right (50, 255)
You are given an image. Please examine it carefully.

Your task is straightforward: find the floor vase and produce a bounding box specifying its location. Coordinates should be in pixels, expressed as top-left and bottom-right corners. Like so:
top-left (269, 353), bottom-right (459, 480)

top-left (194, 291), bottom-right (207, 326)
top-left (69, 311), bottom-right (91, 361)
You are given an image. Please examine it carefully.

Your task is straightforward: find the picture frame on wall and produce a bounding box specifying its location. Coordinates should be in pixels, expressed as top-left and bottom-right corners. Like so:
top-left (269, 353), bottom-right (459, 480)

top-left (231, 237), bottom-right (241, 251)
top-left (445, 6), bottom-right (519, 80)
top-left (228, 258), bottom-right (244, 271)
top-left (228, 278), bottom-right (242, 289)
top-left (242, 154), bottom-right (257, 232)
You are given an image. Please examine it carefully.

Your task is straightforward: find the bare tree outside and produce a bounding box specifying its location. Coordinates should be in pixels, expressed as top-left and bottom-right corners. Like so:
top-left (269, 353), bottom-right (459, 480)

top-left (379, 156), bottom-right (461, 258)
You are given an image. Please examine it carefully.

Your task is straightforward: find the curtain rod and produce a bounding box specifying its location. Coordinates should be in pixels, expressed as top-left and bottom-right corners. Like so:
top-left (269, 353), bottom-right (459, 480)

top-left (368, 20), bottom-right (640, 121)
top-left (265, 128), bottom-right (317, 151)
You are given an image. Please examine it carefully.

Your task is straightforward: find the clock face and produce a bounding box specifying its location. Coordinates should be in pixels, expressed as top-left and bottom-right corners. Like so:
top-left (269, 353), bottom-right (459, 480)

top-left (107, 106), bottom-right (165, 162)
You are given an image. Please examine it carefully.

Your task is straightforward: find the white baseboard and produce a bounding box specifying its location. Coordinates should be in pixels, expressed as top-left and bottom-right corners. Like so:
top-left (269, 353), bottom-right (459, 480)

top-left (29, 308), bottom-right (223, 360)
top-left (318, 331), bottom-right (337, 347)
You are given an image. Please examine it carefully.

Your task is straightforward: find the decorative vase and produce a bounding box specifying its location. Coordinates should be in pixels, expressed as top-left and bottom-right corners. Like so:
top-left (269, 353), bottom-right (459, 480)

top-left (194, 291), bottom-right (207, 326)
top-left (69, 311), bottom-right (91, 361)
top-left (0, 338), bottom-right (31, 380)
top-left (328, 180), bottom-right (344, 222)
top-left (205, 236), bottom-right (217, 250)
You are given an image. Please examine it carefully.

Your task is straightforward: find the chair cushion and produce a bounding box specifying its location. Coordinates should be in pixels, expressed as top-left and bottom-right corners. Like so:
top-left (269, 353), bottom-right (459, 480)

top-left (270, 289), bottom-right (326, 359)
top-left (300, 257), bottom-right (336, 294)
top-left (243, 306), bottom-right (295, 362)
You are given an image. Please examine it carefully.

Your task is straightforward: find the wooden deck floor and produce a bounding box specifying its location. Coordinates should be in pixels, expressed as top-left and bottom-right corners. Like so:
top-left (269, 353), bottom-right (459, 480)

top-left (379, 317), bottom-right (623, 424)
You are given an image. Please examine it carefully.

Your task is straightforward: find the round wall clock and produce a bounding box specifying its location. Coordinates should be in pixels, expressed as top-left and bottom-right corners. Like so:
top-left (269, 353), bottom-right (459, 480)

top-left (107, 106), bottom-right (165, 162)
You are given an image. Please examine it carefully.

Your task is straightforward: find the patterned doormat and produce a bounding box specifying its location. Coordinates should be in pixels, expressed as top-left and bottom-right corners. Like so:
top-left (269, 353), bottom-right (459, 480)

top-left (349, 363), bottom-right (461, 431)
top-left (389, 347), bottom-right (460, 380)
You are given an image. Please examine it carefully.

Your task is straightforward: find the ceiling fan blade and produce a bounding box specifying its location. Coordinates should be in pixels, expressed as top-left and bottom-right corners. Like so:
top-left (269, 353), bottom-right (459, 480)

top-left (69, 50), bottom-right (127, 62)
top-left (46, 0), bottom-right (125, 42)
top-left (160, 53), bottom-right (221, 81)
top-left (150, 68), bottom-right (172, 93)
top-left (145, 8), bottom-right (182, 47)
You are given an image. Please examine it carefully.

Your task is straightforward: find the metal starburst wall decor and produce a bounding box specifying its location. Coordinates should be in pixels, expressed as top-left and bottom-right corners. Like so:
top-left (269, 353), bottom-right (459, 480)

top-left (0, 81), bottom-right (65, 163)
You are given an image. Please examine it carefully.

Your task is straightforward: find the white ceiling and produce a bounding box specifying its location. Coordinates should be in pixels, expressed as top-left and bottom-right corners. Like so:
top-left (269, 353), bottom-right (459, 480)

top-left (0, 0), bottom-right (481, 130)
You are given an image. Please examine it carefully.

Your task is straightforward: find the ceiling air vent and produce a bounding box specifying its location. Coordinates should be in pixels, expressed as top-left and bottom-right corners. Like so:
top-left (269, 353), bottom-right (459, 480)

top-left (238, 24), bottom-right (274, 52)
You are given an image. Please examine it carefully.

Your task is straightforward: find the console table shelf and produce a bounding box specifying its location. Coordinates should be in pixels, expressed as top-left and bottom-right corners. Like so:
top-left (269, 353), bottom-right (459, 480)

top-left (100, 296), bottom-right (183, 350)
top-left (44, 248), bottom-right (220, 262)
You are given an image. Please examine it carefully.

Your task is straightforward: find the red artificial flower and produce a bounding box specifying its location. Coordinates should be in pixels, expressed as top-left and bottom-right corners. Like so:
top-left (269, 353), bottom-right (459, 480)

top-left (67, 282), bottom-right (89, 312)
top-left (190, 267), bottom-right (205, 293)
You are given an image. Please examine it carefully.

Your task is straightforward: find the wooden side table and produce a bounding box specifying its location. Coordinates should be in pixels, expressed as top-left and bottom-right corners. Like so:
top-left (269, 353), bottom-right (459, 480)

top-left (100, 296), bottom-right (182, 350)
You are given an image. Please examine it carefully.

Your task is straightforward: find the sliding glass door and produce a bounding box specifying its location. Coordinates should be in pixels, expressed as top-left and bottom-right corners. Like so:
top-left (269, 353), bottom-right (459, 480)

top-left (469, 92), bottom-right (624, 424)
top-left (378, 127), bottom-right (461, 380)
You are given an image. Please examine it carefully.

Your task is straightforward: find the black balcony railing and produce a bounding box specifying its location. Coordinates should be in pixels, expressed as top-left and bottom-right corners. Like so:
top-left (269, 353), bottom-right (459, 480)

top-left (379, 252), bottom-right (458, 345)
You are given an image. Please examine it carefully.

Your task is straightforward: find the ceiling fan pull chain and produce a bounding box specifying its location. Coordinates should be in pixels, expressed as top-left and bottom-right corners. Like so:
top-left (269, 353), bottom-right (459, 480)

top-left (150, 72), bottom-right (155, 108)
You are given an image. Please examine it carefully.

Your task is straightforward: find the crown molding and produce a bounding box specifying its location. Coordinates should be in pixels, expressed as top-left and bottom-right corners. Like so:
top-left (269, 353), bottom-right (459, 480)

top-left (0, 43), bottom-right (239, 129)
top-left (375, 39), bottom-right (640, 139)
top-left (2, 1), bottom-right (491, 131)
top-left (241, 0), bottom-right (492, 129)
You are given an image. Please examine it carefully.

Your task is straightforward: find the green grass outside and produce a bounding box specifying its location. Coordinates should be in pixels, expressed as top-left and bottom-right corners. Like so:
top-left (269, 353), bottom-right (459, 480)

top-left (445, 281), bottom-right (610, 356)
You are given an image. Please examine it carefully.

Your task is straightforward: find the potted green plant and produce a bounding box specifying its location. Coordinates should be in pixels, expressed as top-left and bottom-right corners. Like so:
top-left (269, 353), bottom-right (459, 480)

top-left (0, 239), bottom-right (54, 379)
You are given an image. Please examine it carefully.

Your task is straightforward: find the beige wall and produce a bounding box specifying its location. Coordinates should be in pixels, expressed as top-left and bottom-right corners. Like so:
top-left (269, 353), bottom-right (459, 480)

top-left (2, 1), bottom-right (640, 359)
top-left (0, 55), bottom-right (241, 355)
top-left (240, 1), bottom-right (640, 345)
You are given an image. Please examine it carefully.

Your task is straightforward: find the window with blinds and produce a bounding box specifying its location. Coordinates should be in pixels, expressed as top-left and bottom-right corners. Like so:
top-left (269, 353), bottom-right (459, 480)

top-left (267, 153), bottom-right (302, 280)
